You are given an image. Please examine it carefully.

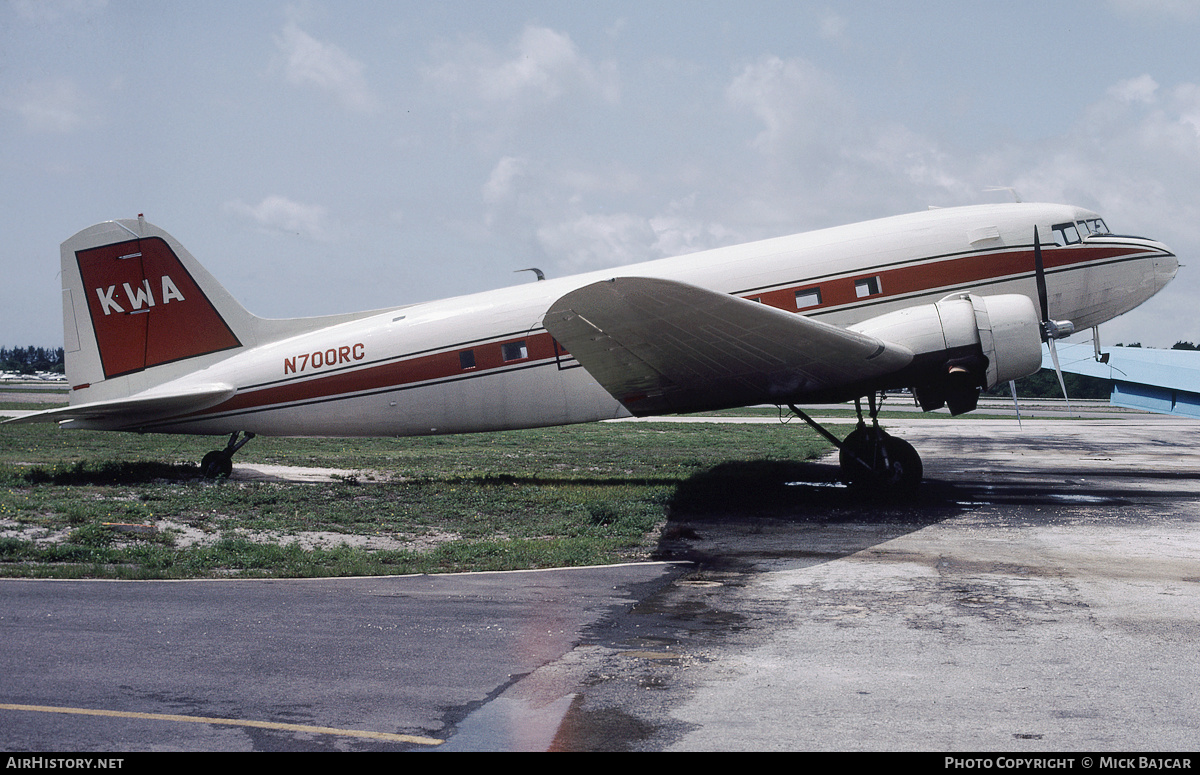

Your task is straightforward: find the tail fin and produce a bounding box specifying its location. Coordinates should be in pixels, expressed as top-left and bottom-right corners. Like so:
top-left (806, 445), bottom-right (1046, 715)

top-left (62, 217), bottom-right (256, 402)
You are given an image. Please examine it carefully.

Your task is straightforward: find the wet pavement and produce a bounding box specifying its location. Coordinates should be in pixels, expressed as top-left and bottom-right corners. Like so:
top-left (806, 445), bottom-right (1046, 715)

top-left (552, 415), bottom-right (1200, 751)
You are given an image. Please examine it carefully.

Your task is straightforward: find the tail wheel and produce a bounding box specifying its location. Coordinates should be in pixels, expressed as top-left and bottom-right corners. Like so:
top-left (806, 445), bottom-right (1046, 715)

top-left (199, 431), bottom-right (254, 479)
top-left (200, 450), bottom-right (233, 479)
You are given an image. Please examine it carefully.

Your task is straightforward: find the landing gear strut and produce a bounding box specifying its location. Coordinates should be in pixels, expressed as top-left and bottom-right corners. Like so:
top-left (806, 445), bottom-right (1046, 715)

top-left (200, 431), bottom-right (255, 479)
top-left (788, 395), bottom-right (922, 494)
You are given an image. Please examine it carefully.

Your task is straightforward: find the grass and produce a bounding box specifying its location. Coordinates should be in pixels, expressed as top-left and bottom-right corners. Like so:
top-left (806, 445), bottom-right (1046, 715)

top-left (0, 418), bottom-right (830, 579)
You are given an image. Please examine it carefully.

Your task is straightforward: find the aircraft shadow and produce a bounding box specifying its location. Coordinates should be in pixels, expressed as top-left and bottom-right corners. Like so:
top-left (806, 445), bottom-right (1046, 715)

top-left (667, 458), bottom-right (967, 523)
top-left (655, 454), bottom-right (1198, 572)
top-left (654, 459), bottom-right (970, 572)
top-left (16, 460), bottom-right (201, 485)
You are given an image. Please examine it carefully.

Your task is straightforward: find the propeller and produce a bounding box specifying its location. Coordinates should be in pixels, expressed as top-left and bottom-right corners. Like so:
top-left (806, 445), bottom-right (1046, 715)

top-left (1033, 227), bottom-right (1074, 415)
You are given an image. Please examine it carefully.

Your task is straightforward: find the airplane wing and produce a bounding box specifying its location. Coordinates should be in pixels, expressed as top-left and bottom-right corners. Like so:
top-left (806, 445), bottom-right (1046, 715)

top-left (543, 277), bottom-right (914, 415)
top-left (2, 383), bottom-right (235, 427)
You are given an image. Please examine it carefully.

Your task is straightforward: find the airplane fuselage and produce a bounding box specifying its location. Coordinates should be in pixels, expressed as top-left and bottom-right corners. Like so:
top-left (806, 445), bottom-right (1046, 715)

top-left (62, 202), bottom-right (1177, 437)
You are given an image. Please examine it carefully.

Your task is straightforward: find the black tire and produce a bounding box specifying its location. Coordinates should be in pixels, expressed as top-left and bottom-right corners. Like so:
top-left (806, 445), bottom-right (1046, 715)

top-left (838, 426), bottom-right (872, 481)
top-left (839, 427), bottom-right (922, 494)
top-left (879, 435), bottom-right (922, 494)
top-left (200, 450), bottom-right (233, 479)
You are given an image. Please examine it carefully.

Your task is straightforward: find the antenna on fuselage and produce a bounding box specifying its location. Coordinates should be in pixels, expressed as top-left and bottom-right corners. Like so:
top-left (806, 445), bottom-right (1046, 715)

top-left (516, 268), bottom-right (546, 281)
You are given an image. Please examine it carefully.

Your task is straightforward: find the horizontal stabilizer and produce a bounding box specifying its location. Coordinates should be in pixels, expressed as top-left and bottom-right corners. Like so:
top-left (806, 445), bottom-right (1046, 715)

top-left (544, 277), bottom-right (913, 415)
top-left (3, 383), bottom-right (235, 427)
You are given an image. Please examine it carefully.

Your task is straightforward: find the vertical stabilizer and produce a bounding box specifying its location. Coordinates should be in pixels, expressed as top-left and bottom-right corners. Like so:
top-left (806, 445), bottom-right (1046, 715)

top-left (62, 218), bottom-right (257, 404)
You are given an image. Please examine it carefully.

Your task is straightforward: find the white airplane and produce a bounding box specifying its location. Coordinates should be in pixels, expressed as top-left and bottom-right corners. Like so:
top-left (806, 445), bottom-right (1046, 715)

top-left (6, 203), bottom-right (1178, 490)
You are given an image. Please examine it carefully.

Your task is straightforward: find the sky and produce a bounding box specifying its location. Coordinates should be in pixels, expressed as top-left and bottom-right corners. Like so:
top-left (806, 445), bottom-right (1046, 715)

top-left (4, 0), bottom-right (1200, 350)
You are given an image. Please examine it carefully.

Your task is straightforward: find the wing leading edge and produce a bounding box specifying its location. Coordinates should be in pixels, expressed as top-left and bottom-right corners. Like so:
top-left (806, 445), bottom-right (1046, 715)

top-left (543, 277), bottom-right (914, 415)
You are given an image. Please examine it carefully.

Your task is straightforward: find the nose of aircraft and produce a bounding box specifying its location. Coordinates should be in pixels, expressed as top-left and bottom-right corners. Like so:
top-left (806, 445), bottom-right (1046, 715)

top-left (1154, 248), bottom-right (1179, 293)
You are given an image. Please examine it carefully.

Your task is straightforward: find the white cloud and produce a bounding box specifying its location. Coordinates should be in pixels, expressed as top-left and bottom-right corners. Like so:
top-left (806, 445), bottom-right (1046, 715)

top-left (969, 74), bottom-right (1200, 345)
top-left (490, 159), bottom-right (741, 272)
top-left (536, 212), bottom-right (656, 270)
top-left (719, 55), bottom-right (984, 224)
top-left (818, 11), bottom-right (848, 42)
top-left (855, 123), bottom-right (974, 202)
top-left (275, 22), bottom-right (379, 113)
top-left (725, 55), bottom-right (848, 156)
top-left (479, 153), bottom-right (720, 274)
top-left (426, 25), bottom-right (619, 106)
top-left (523, 198), bottom-right (742, 275)
top-left (482, 156), bottom-right (531, 205)
top-left (648, 202), bottom-right (741, 258)
top-left (1108, 74), bottom-right (1159, 104)
top-left (482, 155), bottom-right (537, 230)
top-left (7, 77), bottom-right (88, 133)
top-left (226, 195), bottom-right (333, 241)
top-left (1012, 76), bottom-right (1200, 214)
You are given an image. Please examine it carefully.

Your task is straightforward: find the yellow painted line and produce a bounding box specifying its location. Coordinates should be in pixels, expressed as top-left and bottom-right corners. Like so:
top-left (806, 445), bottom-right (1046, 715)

top-left (0, 703), bottom-right (442, 746)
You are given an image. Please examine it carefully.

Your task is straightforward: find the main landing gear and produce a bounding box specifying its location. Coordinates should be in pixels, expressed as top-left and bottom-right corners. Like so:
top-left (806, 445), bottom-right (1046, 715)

top-left (200, 431), bottom-right (255, 479)
top-left (788, 395), bottom-right (923, 494)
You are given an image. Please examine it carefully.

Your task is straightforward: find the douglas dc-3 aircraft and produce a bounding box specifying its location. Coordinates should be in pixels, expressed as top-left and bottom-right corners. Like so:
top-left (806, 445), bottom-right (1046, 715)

top-left (6, 203), bottom-right (1178, 491)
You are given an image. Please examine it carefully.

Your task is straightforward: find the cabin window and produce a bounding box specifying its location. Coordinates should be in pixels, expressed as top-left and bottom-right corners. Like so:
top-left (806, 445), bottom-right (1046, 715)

top-left (795, 288), bottom-right (822, 309)
top-left (501, 341), bottom-right (528, 362)
top-left (1052, 222), bottom-right (1081, 246)
top-left (854, 277), bottom-right (881, 298)
top-left (459, 350), bottom-right (476, 370)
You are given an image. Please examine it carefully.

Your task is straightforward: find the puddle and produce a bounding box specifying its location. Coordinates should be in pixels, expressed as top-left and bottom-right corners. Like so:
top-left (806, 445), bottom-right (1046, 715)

top-left (1045, 494), bottom-right (1112, 503)
top-left (784, 481), bottom-right (848, 489)
top-left (438, 695), bottom-right (576, 752)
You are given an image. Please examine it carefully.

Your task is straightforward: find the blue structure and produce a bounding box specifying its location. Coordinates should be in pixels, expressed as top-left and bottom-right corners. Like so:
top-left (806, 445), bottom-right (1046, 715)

top-left (1042, 342), bottom-right (1200, 417)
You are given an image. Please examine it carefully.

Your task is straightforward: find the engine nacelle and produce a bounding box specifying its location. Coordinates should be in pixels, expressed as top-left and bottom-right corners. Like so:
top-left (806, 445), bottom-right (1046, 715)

top-left (849, 293), bottom-right (1043, 415)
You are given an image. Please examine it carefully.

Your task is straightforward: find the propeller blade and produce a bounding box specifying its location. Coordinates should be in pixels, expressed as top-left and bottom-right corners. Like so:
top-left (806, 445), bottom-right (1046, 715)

top-left (1033, 227), bottom-right (1050, 336)
top-left (1009, 380), bottom-right (1023, 428)
top-left (1033, 226), bottom-right (1073, 415)
top-left (1046, 337), bottom-right (1074, 417)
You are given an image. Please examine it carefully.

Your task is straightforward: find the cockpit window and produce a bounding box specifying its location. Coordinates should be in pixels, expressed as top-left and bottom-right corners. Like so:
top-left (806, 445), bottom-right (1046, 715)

top-left (1053, 218), bottom-right (1111, 246)
top-left (1052, 222), bottom-right (1080, 246)
top-left (1078, 218), bottom-right (1110, 237)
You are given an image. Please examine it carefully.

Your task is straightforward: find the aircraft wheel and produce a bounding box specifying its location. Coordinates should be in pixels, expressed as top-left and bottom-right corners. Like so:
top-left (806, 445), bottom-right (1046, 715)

top-left (839, 428), bottom-right (922, 494)
top-left (200, 450), bottom-right (233, 479)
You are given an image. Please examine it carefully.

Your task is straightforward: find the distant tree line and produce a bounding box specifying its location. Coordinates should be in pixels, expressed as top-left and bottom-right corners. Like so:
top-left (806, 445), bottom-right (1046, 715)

top-left (987, 370), bottom-right (1113, 400)
top-left (1115, 342), bottom-right (1200, 349)
top-left (1, 346), bottom-right (65, 374)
